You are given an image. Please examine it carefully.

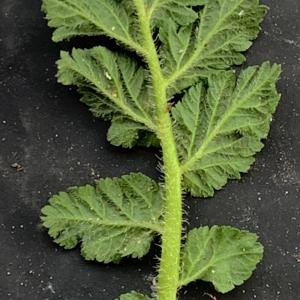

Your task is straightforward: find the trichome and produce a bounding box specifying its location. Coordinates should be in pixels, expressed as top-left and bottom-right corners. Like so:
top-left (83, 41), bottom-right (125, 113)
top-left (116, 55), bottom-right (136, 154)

top-left (41, 1), bottom-right (281, 299)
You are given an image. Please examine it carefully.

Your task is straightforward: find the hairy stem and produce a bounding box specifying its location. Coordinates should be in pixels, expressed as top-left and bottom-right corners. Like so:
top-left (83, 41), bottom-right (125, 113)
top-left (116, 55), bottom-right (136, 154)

top-left (134, 1), bottom-right (183, 299)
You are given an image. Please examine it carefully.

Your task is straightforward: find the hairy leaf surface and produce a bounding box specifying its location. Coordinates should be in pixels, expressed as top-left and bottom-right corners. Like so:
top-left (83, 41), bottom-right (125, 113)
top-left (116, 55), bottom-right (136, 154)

top-left (41, 0), bottom-right (281, 296)
top-left (57, 46), bottom-right (156, 147)
top-left (159, 0), bottom-right (267, 96)
top-left (150, 0), bottom-right (199, 27)
top-left (173, 62), bottom-right (281, 197)
top-left (108, 117), bottom-right (160, 148)
top-left (42, 0), bottom-right (144, 52)
top-left (180, 226), bottom-right (264, 293)
top-left (41, 173), bottom-right (163, 263)
top-left (118, 291), bottom-right (151, 300)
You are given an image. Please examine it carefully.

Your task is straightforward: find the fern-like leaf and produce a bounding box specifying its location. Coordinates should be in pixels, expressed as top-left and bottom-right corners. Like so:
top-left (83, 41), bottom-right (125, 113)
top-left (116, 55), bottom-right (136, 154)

top-left (41, 0), bottom-right (282, 297)
top-left (173, 62), bottom-right (281, 197)
top-left (41, 173), bottom-right (163, 263)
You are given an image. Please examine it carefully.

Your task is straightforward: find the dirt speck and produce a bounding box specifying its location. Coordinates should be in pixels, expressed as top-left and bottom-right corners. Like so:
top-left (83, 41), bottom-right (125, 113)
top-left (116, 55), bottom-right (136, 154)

top-left (10, 162), bottom-right (24, 172)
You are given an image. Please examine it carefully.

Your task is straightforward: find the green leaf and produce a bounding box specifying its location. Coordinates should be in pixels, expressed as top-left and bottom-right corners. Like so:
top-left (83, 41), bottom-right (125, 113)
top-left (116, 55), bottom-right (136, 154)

top-left (108, 117), bottom-right (146, 148)
top-left (159, 21), bottom-right (199, 96)
top-left (41, 0), bottom-right (281, 297)
top-left (41, 173), bottom-right (163, 263)
top-left (57, 47), bottom-right (154, 125)
top-left (57, 46), bottom-right (156, 147)
top-left (42, 0), bottom-right (144, 53)
top-left (159, 0), bottom-right (267, 95)
top-left (180, 226), bottom-right (264, 293)
top-left (173, 62), bottom-right (281, 197)
top-left (151, 1), bottom-right (198, 27)
top-left (108, 117), bottom-right (159, 148)
top-left (118, 291), bottom-right (151, 300)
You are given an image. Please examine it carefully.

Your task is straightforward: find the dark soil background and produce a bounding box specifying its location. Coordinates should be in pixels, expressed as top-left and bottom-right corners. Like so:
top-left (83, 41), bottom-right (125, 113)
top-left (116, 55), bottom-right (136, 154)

top-left (0, 0), bottom-right (299, 299)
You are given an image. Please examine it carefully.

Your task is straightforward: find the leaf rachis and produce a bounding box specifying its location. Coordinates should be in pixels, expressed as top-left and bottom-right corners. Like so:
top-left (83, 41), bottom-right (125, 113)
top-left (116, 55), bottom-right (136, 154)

top-left (41, 1), bottom-right (281, 299)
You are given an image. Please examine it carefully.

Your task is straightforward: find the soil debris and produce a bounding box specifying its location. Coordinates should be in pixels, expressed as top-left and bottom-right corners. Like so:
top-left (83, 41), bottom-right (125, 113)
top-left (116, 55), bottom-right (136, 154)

top-left (10, 162), bottom-right (24, 172)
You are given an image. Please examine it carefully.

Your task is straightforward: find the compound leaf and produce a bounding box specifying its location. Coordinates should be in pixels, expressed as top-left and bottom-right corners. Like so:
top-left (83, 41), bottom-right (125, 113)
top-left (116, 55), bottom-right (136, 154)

top-left (180, 226), bottom-right (264, 293)
top-left (41, 173), bottom-right (163, 263)
top-left (41, 0), bottom-right (281, 296)
top-left (118, 291), bottom-right (151, 300)
top-left (173, 62), bottom-right (281, 197)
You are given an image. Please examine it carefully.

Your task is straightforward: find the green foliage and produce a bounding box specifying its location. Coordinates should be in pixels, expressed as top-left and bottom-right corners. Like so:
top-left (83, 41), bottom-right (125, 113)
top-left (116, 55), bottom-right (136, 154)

top-left (159, 0), bottom-right (267, 95)
top-left (42, 0), bottom-right (143, 52)
top-left (173, 62), bottom-right (281, 197)
top-left (57, 46), bottom-right (157, 147)
top-left (41, 173), bottom-right (163, 263)
top-left (107, 117), bottom-right (160, 148)
top-left (45, 0), bottom-right (270, 146)
top-left (118, 291), bottom-right (151, 300)
top-left (107, 117), bottom-right (148, 148)
top-left (150, 1), bottom-right (198, 27)
top-left (180, 226), bottom-right (264, 293)
top-left (42, 0), bottom-right (281, 299)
